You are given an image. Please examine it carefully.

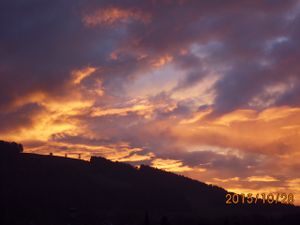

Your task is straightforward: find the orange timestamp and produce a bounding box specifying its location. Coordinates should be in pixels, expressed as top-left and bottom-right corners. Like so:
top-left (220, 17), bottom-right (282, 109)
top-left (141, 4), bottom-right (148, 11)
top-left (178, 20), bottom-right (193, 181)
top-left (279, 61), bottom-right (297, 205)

top-left (225, 193), bottom-right (294, 205)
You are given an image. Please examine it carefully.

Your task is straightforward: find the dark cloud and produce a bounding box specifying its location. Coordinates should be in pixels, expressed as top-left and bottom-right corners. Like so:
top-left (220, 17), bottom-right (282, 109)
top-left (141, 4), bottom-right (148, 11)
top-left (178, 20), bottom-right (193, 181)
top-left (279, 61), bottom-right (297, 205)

top-left (0, 103), bottom-right (43, 133)
top-left (1, 0), bottom-right (299, 113)
top-left (0, 0), bottom-right (136, 108)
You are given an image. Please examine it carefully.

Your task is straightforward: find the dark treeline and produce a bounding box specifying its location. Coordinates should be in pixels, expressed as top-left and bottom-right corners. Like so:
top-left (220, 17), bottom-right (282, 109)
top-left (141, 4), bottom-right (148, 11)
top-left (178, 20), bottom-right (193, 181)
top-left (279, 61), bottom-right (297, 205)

top-left (0, 140), bottom-right (299, 225)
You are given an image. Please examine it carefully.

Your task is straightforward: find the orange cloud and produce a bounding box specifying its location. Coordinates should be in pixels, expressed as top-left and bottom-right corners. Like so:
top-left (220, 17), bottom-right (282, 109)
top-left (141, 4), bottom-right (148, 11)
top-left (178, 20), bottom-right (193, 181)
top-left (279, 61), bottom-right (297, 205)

top-left (246, 176), bottom-right (279, 182)
top-left (213, 177), bottom-right (240, 183)
top-left (83, 7), bottom-right (151, 26)
top-left (91, 103), bottom-right (153, 118)
top-left (90, 98), bottom-right (177, 119)
top-left (1, 67), bottom-right (97, 143)
top-left (151, 54), bottom-right (173, 67)
top-left (117, 152), bottom-right (155, 162)
top-left (151, 158), bottom-right (206, 173)
top-left (173, 106), bottom-right (300, 156)
top-left (3, 70), bottom-right (300, 205)
top-left (72, 66), bottom-right (97, 84)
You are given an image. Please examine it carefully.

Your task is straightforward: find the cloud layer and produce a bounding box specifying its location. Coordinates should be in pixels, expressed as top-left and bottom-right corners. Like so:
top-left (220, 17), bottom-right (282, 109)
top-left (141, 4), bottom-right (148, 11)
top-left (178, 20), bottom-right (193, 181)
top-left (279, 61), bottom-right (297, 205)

top-left (1, 0), bottom-right (300, 204)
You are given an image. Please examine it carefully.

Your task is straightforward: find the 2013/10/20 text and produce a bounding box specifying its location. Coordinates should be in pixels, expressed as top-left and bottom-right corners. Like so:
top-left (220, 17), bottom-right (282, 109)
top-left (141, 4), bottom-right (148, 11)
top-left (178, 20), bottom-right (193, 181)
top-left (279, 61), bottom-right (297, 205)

top-left (225, 193), bottom-right (294, 205)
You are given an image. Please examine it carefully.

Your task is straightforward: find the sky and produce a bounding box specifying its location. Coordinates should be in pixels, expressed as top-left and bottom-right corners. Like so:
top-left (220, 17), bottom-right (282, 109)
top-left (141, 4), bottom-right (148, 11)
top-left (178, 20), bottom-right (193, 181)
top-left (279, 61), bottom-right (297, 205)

top-left (1, 0), bottom-right (300, 204)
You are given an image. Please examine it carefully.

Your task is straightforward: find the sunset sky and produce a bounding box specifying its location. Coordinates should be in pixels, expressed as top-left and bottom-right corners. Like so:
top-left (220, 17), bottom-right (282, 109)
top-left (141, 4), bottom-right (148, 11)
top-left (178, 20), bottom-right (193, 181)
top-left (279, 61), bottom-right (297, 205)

top-left (1, 0), bottom-right (300, 204)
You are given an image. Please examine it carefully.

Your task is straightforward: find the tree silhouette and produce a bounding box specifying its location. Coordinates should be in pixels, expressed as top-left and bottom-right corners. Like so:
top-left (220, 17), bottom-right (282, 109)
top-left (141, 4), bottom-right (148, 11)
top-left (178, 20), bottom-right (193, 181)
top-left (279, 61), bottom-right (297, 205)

top-left (0, 140), bottom-right (23, 156)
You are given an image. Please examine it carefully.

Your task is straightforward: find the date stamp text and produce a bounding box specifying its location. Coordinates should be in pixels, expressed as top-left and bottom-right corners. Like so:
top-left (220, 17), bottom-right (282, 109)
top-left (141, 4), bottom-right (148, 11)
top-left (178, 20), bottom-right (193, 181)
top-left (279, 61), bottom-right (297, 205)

top-left (225, 193), bottom-right (294, 205)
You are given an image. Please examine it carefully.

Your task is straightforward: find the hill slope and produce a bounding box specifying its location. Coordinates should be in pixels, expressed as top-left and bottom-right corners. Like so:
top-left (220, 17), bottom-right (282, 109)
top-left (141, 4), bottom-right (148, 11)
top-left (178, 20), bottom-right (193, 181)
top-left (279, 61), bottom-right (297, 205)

top-left (0, 140), bottom-right (299, 225)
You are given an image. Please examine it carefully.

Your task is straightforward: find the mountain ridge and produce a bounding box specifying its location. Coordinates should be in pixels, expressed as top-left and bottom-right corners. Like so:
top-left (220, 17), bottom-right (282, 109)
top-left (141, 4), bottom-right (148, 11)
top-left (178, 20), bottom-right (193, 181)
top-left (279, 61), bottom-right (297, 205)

top-left (1, 140), bottom-right (299, 225)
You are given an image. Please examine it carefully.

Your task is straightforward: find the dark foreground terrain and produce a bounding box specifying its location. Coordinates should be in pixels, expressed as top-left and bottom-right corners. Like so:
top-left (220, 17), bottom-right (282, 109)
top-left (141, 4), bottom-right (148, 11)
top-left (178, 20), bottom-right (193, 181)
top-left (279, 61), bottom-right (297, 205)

top-left (0, 140), bottom-right (299, 225)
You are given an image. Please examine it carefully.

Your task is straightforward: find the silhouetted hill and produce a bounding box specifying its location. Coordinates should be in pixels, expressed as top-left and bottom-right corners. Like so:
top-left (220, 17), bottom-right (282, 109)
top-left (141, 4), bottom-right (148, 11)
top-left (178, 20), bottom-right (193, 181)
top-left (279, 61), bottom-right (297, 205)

top-left (1, 140), bottom-right (300, 225)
